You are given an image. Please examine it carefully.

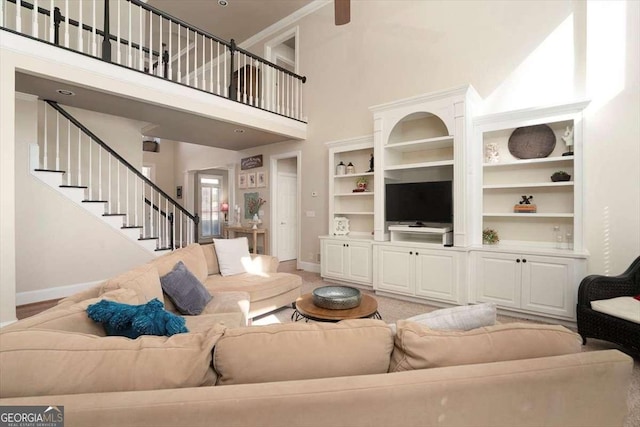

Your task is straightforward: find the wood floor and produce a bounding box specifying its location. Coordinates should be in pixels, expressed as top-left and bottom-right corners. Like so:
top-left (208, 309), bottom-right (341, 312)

top-left (15, 259), bottom-right (300, 320)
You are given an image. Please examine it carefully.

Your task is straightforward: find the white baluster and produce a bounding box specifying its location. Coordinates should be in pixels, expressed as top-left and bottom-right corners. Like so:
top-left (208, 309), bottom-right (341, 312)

top-left (126, 169), bottom-right (129, 225)
top-left (167, 20), bottom-right (172, 80)
top-left (201, 34), bottom-right (206, 90)
top-left (43, 105), bottom-right (48, 169)
top-left (180, 212), bottom-right (183, 248)
top-left (117, 162), bottom-right (120, 213)
top-left (300, 77), bottom-right (304, 120)
top-left (249, 59), bottom-right (253, 105)
top-left (77, 128), bottom-right (82, 186)
top-left (127, 1), bottom-right (132, 66)
top-left (134, 174), bottom-right (138, 227)
top-left (108, 155), bottom-right (112, 213)
top-left (216, 41), bottom-right (220, 95)
top-left (192, 31), bottom-right (197, 87)
top-left (55, 111), bottom-right (60, 170)
top-left (177, 25), bottom-right (181, 82)
top-left (116, 0), bottom-right (120, 63)
top-left (261, 62), bottom-right (266, 109)
top-left (98, 146), bottom-right (102, 200)
top-left (157, 191), bottom-right (161, 245)
top-left (89, 138), bottom-right (92, 198)
top-left (158, 16), bottom-right (162, 77)
top-left (77, 0), bottom-right (83, 52)
top-left (64, 0), bottom-right (69, 48)
top-left (0, 0), bottom-right (4, 30)
top-left (32, 0), bottom-right (39, 37)
top-left (138, 5), bottom-right (143, 70)
top-left (148, 10), bottom-right (152, 74)
top-left (16, 0), bottom-right (22, 33)
top-left (186, 30), bottom-right (190, 86)
top-left (209, 38), bottom-right (214, 92)
top-left (150, 188), bottom-right (154, 238)
top-left (49, 0), bottom-right (54, 43)
top-left (223, 44), bottom-right (227, 97)
top-left (243, 55), bottom-right (247, 103)
top-left (67, 120), bottom-right (71, 184)
top-left (92, 0), bottom-right (97, 56)
top-left (165, 198), bottom-right (169, 247)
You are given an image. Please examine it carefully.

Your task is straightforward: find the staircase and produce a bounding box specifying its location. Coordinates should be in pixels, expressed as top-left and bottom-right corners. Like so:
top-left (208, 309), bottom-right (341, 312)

top-left (30, 100), bottom-right (198, 255)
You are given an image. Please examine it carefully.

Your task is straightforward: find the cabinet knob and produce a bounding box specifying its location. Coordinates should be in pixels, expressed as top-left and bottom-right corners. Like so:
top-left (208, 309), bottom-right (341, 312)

top-left (522, 259), bottom-right (527, 263)
top-left (416, 252), bottom-right (419, 256)
top-left (409, 251), bottom-right (413, 255)
top-left (346, 244), bottom-right (349, 247)
top-left (516, 259), bottom-right (521, 263)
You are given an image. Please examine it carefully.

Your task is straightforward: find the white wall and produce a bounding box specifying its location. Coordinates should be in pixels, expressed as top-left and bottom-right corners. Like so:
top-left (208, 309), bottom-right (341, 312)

top-left (240, 0), bottom-right (639, 274)
top-left (14, 97), bottom-right (154, 298)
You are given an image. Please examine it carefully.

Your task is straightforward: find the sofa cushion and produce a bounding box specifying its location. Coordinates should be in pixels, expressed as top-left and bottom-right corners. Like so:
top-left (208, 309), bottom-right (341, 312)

top-left (390, 302), bottom-right (496, 333)
top-left (204, 272), bottom-right (301, 303)
top-left (212, 237), bottom-right (251, 276)
top-left (99, 264), bottom-right (164, 304)
top-left (213, 319), bottom-right (394, 385)
top-left (160, 261), bottom-right (212, 315)
top-left (0, 325), bottom-right (225, 398)
top-left (591, 296), bottom-right (640, 324)
top-left (201, 243), bottom-right (220, 275)
top-left (389, 321), bottom-right (582, 372)
top-left (0, 289), bottom-right (139, 336)
top-left (150, 244), bottom-right (208, 283)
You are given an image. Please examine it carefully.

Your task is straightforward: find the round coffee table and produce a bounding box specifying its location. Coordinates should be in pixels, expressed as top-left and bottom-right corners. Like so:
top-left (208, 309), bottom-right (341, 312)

top-left (292, 293), bottom-right (381, 322)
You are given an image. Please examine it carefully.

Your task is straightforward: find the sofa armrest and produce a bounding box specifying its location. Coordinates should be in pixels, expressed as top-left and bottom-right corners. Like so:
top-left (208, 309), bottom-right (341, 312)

top-left (249, 254), bottom-right (279, 273)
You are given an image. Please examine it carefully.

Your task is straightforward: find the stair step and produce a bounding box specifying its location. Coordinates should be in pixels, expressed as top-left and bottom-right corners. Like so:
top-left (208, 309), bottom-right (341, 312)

top-left (60, 185), bottom-right (88, 189)
top-left (82, 200), bottom-right (108, 203)
top-left (139, 237), bottom-right (158, 241)
top-left (34, 169), bottom-right (65, 174)
top-left (103, 213), bottom-right (126, 217)
top-left (122, 225), bottom-right (143, 229)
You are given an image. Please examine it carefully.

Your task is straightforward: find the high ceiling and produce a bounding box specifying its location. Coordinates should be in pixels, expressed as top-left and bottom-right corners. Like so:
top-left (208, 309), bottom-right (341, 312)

top-left (147, 0), bottom-right (314, 44)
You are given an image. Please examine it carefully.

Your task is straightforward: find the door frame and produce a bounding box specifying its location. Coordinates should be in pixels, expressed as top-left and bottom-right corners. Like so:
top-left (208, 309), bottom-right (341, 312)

top-left (269, 151), bottom-right (301, 268)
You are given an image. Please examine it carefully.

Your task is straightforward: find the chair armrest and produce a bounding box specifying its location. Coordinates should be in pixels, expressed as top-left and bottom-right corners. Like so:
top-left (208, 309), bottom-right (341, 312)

top-left (577, 256), bottom-right (640, 307)
top-left (249, 254), bottom-right (280, 273)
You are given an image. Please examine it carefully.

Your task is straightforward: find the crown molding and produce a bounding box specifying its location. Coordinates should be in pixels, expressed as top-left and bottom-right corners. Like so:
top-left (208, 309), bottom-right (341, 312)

top-left (239, 0), bottom-right (331, 49)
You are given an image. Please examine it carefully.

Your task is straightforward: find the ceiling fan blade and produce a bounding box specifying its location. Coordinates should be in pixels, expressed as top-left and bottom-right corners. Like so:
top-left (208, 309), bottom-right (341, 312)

top-left (334, 0), bottom-right (350, 25)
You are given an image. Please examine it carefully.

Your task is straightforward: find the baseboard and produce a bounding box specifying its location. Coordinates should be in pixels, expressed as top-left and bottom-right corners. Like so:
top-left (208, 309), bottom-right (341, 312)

top-left (297, 260), bottom-right (320, 273)
top-left (16, 280), bottom-right (104, 306)
top-left (0, 319), bottom-right (18, 328)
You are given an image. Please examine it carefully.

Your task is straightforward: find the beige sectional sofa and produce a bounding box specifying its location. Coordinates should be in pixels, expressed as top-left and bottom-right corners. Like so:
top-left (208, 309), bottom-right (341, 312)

top-left (0, 245), bottom-right (634, 426)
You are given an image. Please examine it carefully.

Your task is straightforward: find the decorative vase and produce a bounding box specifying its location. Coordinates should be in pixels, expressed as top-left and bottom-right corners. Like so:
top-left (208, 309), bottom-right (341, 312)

top-left (346, 162), bottom-right (355, 174)
top-left (336, 161), bottom-right (346, 175)
top-left (252, 213), bottom-right (259, 229)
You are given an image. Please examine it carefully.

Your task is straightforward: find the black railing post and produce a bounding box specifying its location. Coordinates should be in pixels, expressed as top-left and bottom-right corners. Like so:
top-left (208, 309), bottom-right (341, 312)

top-left (162, 43), bottom-right (169, 79)
top-left (228, 39), bottom-right (237, 101)
top-left (101, 0), bottom-right (112, 61)
top-left (53, 7), bottom-right (62, 45)
top-left (168, 212), bottom-right (174, 249)
top-left (194, 213), bottom-right (200, 244)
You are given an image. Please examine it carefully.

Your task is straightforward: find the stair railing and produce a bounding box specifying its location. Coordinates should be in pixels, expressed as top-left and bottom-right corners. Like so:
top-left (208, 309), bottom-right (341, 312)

top-left (41, 100), bottom-right (198, 250)
top-left (2, 0), bottom-right (307, 121)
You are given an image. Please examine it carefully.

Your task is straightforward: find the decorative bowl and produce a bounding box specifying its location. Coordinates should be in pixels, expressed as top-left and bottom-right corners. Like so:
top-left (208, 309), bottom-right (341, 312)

top-left (312, 286), bottom-right (362, 310)
top-left (551, 172), bottom-right (571, 182)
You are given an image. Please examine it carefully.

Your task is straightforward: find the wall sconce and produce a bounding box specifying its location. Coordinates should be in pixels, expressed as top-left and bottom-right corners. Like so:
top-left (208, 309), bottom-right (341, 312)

top-left (221, 202), bottom-right (229, 222)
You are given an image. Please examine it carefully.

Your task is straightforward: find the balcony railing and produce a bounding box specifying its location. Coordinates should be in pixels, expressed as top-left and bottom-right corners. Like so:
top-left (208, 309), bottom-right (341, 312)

top-left (1, 0), bottom-right (307, 121)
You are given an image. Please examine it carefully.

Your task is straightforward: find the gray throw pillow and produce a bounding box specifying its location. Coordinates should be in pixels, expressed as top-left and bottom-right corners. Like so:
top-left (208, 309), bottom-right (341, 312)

top-left (160, 261), bottom-right (212, 315)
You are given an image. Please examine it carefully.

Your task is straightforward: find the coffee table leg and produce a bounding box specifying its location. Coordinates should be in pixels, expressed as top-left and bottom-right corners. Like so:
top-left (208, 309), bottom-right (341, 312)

top-left (372, 311), bottom-right (382, 320)
top-left (291, 310), bottom-right (305, 322)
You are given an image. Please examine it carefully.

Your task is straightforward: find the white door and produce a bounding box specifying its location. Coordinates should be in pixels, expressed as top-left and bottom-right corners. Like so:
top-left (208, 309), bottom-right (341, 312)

top-left (321, 239), bottom-right (347, 279)
top-left (415, 250), bottom-right (458, 303)
top-left (475, 252), bottom-right (521, 309)
top-left (277, 172), bottom-right (297, 261)
top-left (521, 255), bottom-right (574, 318)
top-left (346, 241), bottom-right (373, 284)
top-left (374, 245), bottom-right (414, 295)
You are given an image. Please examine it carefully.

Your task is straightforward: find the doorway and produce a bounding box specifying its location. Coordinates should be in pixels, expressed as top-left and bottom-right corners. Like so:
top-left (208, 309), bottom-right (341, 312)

top-left (195, 169), bottom-right (230, 242)
top-left (264, 27), bottom-right (298, 114)
top-left (270, 152), bottom-right (301, 264)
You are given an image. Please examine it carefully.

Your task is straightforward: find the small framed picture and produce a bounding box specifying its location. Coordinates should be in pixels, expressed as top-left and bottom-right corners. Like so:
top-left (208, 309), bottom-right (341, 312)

top-left (239, 174), bottom-right (247, 189)
top-left (247, 172), bottom-right (256, 188)
top-left (257, 171), bottom-right (267, 187)
top-left (333, 217), bottom-right (350, 236)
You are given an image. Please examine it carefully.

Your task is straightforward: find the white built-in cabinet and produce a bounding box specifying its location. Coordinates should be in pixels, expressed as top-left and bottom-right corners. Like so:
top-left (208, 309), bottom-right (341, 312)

top-left (319, 86), bottom-right (590, 322)
top-left (320, 237), bottom-right (373, 286)
top-left (374, 244), bottom-right (464, 304)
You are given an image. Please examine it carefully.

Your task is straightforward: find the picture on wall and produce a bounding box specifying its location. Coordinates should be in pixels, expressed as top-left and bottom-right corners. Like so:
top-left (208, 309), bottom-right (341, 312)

top-left (247, 172), bottom-right (256, 188)
top-left (244, 192), bottom-right (259, 219)
top-left (239, 174), bottom-right (247, 189)
top-left (257, 171), bottom-right (267, 187)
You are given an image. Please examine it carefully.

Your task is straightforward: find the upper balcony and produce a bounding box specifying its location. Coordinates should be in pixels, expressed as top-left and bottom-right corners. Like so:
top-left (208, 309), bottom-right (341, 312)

top-left (0, 0), bottom-right (307, 148)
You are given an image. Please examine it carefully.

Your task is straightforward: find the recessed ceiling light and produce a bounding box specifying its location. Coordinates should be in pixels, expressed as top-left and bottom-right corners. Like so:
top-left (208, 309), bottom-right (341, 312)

top-left (56, 89), bottom-right (75, 96)
top-left (218, 0), bottom-right (228, 6)
top-left (234, 129), bottom-right (245, 133)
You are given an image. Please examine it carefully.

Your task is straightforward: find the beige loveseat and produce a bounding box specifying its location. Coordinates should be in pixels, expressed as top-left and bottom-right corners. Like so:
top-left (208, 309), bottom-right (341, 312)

top-left (0, 315), bottom-right (634, 427)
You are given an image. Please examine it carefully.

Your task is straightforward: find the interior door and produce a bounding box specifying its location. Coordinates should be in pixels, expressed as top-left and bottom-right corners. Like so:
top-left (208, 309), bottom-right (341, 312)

top-left (277, 172), bottom-right (297, 261)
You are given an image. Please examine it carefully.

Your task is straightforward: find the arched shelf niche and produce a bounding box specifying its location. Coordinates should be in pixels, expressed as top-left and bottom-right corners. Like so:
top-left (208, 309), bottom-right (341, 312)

top-left (387, 111), bottom-right (451, 145)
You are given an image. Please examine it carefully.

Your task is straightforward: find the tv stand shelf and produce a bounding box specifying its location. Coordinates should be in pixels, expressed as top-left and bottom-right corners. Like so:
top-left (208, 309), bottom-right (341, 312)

top-left (388, 225), bottom-right (453, 246)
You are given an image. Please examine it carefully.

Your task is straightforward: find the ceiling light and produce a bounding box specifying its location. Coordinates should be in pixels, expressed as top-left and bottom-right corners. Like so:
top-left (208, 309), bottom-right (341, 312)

top-left (218, 0), bottom-right (228, 6)
top-left (234, 129), bottom-right (245, 133)
top-left (56, 89), bottom-right (75, 96)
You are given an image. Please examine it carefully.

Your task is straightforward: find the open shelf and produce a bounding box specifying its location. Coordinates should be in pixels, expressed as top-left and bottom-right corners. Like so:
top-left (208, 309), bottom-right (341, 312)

top-left (335, 192), bottom-right (374, 196)
top-left (385, 135), bottom-right (453, 152)
top-left (483, 213), bottom-right (574, 218)
top-left (483, 182), bottom-right (573, 190)
top-left (334, 211), bottom-right (375, 215)
top-left (483, 155), bottom-right (574, 168)
top-left (385, 159), bottom-right (454, 171)
top-left (333, 172), bottom-right (374, 179)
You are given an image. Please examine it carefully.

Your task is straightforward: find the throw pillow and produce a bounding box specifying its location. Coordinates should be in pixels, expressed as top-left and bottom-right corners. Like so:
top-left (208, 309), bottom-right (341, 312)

top-left (389, 321), bottom-right (582, 372)
top-left (87, 298), bottom-right (188, 339)
top-left (99, 263), bottom-right (165, 304)
top-left (160, 261), bottom-right (212, 315)
top-left (213, 237), bottom-right (251, 276)
top-left (407, 302), bottom-right (496, 330)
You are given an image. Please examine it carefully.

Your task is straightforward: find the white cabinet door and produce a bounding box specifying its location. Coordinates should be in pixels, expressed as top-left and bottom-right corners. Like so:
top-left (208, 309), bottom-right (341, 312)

top-left (347, 241), bottom-right (373, 284)
top-left (375, 245), bottom-right (414, 295)
top-left (415, 250), bottom-right (459, 303)
top-left (475, 252), bottom-right (521, 309)
top-left (321, 239), bottom-right (346, 280)
top-left (521, 256), bottom-right (574, 318)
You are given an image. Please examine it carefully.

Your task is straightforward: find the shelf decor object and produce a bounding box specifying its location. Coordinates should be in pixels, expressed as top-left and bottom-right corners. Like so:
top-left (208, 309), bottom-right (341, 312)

top-left (312, 286), bottom-right (362, 310)
top-left (482, 228), bottom-right (500, 244)
top-left (333, 216), bottom-right (350, 235)
top-left (551, 171), bottom-right (571, 182)
top-left (561, 126), bottom-right (574, 156)
top-left (346, 162), bottom-right (356, 174)
top-left (336, 161), bottom-right (346, 175)
top-left (514, 195), bottom-right (537, 213)
top-left (508, 124), bottom-right (556, 159)
top-left (485, 142), bottom-right (500, 163)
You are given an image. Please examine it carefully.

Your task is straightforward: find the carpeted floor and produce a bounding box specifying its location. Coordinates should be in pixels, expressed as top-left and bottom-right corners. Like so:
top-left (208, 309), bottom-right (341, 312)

top-left (259, 264), bottom-right (639, 427)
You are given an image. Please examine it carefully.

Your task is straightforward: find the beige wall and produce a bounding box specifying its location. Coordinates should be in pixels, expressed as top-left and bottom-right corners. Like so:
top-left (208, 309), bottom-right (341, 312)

top-left (238, 0), bottom-right (639, 273)
top-left (14, 98), bottom-right (154, 297)
top-left (143, 139), bottom-right (176, 196)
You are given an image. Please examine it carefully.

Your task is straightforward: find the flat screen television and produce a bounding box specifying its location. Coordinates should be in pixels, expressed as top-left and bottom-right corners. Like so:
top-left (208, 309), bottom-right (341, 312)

top-left (385, 181), bottom-right (453, 225)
